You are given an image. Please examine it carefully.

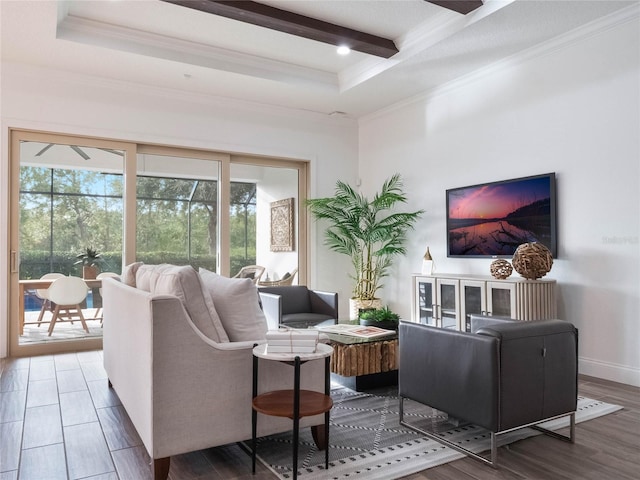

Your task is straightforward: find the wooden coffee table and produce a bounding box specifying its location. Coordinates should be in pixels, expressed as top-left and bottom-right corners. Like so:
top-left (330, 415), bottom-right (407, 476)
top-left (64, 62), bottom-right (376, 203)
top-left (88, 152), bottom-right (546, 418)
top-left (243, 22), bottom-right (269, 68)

top-left (324, 331), bottom-right (398, 391)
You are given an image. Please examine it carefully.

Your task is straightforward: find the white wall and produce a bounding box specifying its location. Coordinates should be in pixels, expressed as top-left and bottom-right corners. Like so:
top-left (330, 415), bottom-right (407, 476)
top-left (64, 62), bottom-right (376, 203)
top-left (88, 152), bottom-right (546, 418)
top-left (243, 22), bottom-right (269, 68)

top-left (0, 64), bottom-right (359, 357)
top-left (359, 15), bottom-right (640, 385)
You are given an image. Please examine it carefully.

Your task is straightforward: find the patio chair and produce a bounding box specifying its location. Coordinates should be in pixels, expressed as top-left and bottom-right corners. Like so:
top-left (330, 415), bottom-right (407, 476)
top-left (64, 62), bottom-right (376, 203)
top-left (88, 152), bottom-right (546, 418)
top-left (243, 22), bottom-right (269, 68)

top-left (258, 268), bottom-right (298, 287)
top-left (35, 273), bottom-right (65, 326)
top-left (233, 265), bottom-right (265, 284)
top-left (95, 272), bottom-right (121, 321)
top-left (47, 276), bottom-right (90, 336)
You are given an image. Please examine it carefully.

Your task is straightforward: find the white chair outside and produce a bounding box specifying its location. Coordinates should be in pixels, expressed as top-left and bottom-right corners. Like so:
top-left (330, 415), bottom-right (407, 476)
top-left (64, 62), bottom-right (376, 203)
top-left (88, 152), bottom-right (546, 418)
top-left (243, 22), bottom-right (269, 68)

top-left (35, 273), bottom-right (65, 326)
top-left (47, 276), bottom-right (90, 336)
top-left (95, 272), bottom-right (120, 321)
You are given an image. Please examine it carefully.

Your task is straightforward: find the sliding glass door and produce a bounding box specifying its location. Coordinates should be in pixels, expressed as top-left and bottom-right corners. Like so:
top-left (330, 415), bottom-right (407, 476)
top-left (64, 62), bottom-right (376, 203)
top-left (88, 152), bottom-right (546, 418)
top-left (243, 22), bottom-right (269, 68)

top-left (9, 132), bottom-right (309, 356)
top-left (10, 131), bottom-right (134, 356)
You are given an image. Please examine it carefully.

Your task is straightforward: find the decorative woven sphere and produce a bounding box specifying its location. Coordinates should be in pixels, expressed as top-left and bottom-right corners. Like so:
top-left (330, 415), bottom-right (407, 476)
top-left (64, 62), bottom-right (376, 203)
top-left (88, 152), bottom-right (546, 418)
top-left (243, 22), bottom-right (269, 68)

top-left (512, 242), bottom-right (553, 279)
top-left (490, 259), bottom-right (513, 279)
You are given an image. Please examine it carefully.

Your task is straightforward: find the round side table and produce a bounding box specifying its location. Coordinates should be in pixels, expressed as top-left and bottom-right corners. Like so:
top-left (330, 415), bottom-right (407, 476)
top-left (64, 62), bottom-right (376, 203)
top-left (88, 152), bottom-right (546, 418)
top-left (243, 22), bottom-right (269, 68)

top-left (251, 343), bottom-right (333, 480)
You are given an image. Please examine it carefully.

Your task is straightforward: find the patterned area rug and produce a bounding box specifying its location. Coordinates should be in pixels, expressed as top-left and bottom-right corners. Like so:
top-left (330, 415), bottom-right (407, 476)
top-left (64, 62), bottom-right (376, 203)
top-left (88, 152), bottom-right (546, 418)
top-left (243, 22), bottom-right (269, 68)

top-left (253, 386), bottom-right (622, 480)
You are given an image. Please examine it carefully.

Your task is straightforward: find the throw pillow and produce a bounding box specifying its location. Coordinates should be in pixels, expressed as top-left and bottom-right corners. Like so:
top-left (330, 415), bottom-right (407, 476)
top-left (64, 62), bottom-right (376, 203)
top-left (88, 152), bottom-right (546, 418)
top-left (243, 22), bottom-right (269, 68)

top-left (199, 268), bottom-right (268, 342)
top-left (121, 261), bottom-right (143, 287)
top-left (151, 265), bottom-right (229, 343)
top-left (136, 264), bottom-right (167, 292)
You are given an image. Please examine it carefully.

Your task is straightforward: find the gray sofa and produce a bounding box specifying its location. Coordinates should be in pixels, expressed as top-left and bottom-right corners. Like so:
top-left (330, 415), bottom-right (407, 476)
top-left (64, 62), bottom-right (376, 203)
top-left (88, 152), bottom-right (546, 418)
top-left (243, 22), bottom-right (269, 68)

top-left (258, 285), bottom-right (338, 329)
top-left (103, 265), bottom-right (327, 480)
top-left (398, 318), bottom-right (578, 465)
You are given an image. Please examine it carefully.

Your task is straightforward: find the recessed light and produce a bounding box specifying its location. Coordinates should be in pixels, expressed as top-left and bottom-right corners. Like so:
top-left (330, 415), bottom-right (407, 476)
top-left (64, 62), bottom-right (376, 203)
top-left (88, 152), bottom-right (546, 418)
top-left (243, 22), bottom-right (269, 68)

top-left (337, 46), bottom-right (351, 55)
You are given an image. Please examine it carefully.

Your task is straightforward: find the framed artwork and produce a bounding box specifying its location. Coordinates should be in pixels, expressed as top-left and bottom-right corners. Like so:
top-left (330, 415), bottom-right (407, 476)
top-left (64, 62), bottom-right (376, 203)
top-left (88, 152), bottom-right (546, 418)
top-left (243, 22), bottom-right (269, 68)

top-left (270, 198), bottom-right (295, 252)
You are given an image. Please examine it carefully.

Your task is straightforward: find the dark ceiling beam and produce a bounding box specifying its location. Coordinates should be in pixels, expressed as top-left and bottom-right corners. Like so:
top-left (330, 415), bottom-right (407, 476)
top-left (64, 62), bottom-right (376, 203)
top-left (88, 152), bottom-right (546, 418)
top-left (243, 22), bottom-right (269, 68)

top-left (427, 1), bottom-right (484, 15)
top-left (160, 0), bottom-right (399, 59)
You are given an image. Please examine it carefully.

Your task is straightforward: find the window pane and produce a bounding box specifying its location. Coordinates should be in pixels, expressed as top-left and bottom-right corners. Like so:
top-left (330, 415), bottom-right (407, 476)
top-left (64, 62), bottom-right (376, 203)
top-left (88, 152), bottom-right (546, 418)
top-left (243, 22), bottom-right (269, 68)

top-left (230, 182), bottom-right (257, 273)
top-left (136, 154), bottom-right (218, 270)
top-left (18, 140), bottom-right (124, 345)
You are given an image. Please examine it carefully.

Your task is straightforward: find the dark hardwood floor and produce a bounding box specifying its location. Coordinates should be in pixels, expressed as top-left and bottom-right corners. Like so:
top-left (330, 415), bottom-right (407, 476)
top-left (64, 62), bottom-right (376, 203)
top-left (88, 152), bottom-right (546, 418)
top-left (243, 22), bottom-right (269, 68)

top-left (1, 351), bottom-right (638, 480)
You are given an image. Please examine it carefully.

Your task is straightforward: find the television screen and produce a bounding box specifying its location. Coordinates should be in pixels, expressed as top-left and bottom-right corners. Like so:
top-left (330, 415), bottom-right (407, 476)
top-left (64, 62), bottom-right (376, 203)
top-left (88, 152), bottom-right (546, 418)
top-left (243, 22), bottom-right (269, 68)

top-left (446, 173), bottom-right (557, 258)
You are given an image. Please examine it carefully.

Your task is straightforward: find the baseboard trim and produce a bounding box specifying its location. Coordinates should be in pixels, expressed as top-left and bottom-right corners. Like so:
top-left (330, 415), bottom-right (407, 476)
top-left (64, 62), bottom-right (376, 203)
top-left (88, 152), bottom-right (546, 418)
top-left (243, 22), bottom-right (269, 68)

top-left (579, 356), bottom-right (640, 387)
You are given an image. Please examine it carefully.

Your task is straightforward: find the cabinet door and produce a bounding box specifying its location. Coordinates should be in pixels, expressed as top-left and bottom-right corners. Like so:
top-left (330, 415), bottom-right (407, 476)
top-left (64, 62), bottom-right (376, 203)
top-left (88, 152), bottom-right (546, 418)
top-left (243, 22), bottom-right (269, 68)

top-left (437, 278), bottom-right (460, 330)
top-left (414, 277), bottom-right (437, 326)
top-left (487, 282), bottom-right (516, 318)
top-left (460, 280), bottom-right (487, 332)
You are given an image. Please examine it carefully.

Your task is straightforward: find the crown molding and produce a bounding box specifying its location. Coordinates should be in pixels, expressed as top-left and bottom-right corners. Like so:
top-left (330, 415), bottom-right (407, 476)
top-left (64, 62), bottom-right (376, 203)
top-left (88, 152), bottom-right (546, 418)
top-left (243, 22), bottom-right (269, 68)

top-left (360, 2), bottom-right (640, 125)
top-left (57, 14), bottom-right (339, 90)
top-left (3, 62), bottom-right (357, 127)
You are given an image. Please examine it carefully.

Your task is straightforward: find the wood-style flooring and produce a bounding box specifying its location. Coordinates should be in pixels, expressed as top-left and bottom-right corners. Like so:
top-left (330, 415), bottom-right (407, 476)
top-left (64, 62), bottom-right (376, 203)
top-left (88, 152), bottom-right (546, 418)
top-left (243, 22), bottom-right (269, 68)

top-left (1, 351), bottom-right (638, 480)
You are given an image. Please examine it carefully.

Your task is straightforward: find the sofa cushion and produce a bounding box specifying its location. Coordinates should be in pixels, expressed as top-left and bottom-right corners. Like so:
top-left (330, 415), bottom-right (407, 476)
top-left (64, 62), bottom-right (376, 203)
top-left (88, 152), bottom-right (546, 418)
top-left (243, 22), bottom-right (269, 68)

top-left (136, 264), bottom-right (170, 292)
top-left (151, 265), bottom-right (229, 343)
top-left (121, 261), bottom-right (143, 287)
top-left (199, 268), bottom-right (268, 342)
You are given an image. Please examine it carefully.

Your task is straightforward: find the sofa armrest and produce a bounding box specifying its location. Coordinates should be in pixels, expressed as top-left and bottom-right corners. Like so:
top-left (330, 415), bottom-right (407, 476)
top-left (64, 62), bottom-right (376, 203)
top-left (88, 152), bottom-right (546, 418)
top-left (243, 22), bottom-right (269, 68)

top-left (399, 321), bottom-right (500, 431)
top-left (258, 292), bottom-right (282, 330)
top-left (309, 290), bottom-right (338, 321)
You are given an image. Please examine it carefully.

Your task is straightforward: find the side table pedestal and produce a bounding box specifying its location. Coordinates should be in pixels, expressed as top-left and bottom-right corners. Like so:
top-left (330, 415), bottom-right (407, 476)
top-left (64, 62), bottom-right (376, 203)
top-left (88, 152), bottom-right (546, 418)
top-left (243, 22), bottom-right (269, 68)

top-left (251, 343), bottom-right (333, 480)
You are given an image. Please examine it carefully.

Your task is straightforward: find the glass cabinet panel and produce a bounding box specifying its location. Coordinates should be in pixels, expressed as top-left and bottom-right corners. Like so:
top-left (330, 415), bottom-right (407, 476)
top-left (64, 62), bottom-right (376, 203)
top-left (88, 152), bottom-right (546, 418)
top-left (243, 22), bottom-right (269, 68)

top-left (462, 282), bottom-right (484, 332)
top-left (417, 279), bottom-right (436, 326)
top-left (488, 282), bottom-right (516, 317)
top-left (439, 282), bottom-right (458, 329)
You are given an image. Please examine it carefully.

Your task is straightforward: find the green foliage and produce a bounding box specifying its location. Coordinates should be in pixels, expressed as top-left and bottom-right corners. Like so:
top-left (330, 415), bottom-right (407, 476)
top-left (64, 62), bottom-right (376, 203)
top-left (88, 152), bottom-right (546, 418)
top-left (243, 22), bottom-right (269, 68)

top-left (19, 250), bottom-right (123, 280)
top-left (135, 252), bottom-right (216, 271)
top-left (20, 166), bottom-right (258, 277)
top-left (359, 305), bottom-right (400, 322)
top-left (74, 247), bottom-right (103, 267)
top-left (306, 174), bottom-right (424, 300)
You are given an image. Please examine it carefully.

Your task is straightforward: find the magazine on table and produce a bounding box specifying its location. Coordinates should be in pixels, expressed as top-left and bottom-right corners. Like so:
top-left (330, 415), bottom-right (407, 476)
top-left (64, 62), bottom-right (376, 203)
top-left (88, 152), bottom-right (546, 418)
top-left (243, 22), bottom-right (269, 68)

top-left (315, 323), bottom-right (396, 338)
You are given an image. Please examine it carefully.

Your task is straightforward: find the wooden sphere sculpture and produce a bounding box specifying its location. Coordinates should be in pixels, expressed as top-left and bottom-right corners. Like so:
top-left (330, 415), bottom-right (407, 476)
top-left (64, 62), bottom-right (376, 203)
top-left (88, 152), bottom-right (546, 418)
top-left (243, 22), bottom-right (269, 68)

top-left (512, 242), bottom-right (553, 279)
top-left (490, 259), bottom-right (513, 279)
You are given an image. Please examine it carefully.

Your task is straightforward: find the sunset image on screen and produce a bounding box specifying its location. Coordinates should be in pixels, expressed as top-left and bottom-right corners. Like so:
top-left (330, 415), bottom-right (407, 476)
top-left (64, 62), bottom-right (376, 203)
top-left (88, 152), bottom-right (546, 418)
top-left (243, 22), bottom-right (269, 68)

top-left (447, 175), bottom-right (554, 257)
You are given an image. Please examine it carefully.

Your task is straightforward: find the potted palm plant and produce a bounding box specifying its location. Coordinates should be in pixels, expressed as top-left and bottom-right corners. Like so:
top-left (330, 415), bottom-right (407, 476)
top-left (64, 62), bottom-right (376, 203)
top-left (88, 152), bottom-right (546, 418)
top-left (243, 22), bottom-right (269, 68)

top-left (307, 174), bottom-right (423, 319)
top-left (75, 247), bottom-right (103, 279)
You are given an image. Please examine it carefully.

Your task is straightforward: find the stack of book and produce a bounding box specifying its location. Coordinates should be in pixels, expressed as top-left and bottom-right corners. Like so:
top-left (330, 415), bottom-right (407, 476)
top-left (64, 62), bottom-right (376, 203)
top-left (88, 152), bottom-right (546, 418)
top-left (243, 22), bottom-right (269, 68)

top-left (266, 329), bottom-right (319, 353)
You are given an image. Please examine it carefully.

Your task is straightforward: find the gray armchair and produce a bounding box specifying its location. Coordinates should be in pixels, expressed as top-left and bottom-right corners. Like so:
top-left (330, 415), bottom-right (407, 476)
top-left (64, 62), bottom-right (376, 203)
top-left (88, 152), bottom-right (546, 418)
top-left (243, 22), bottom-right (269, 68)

top-left (258, 286), bottom-right (338, 330)
top-left (398, 319), bottom-right (578, 466)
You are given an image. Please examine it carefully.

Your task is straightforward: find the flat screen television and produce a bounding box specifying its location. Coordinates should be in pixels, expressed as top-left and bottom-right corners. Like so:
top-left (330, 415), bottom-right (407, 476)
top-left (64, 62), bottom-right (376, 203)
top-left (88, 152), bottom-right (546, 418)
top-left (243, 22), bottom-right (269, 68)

top-left (446, 173), bottom-right (557, 258)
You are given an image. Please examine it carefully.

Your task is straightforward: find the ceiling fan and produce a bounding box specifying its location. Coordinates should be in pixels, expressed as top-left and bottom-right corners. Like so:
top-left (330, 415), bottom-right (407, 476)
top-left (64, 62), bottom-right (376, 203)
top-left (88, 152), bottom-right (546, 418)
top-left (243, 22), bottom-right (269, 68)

top-left (34, 144), bottom-right (125, 160)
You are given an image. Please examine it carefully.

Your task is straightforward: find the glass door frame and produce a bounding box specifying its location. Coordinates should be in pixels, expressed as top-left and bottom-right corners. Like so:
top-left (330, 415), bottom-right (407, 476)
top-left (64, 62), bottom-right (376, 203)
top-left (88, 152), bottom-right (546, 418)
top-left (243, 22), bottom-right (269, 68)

top-left (9, 129), bottom-right (137, 357)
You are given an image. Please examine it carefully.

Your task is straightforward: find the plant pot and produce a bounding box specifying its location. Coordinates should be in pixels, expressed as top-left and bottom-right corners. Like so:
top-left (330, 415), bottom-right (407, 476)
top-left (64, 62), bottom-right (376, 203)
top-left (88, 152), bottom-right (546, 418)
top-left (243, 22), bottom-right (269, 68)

top-left (349, 297), bottom-right (382, 320)
top-left (83, 265), bottom-right (98, 279)
top-left (359, 318), bottom-right (398, 330)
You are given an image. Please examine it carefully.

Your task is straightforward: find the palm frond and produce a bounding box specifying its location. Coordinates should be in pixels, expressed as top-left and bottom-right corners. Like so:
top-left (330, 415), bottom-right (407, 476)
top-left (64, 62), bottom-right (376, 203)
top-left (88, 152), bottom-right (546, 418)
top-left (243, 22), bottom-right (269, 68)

top-left (307, 174), bottom-right (423, 301)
